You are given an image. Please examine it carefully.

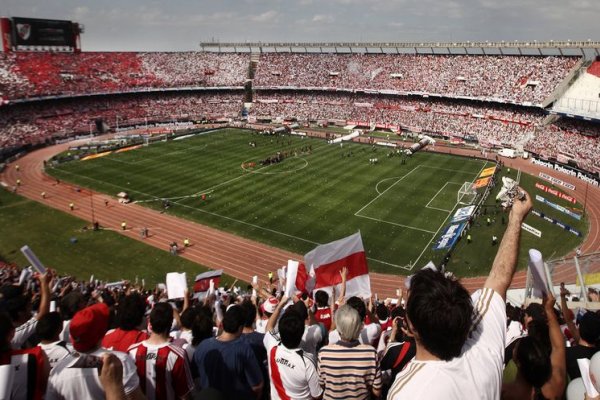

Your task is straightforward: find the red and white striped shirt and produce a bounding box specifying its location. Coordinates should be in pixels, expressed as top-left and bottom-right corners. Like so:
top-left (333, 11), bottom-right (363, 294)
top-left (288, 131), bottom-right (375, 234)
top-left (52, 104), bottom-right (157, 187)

top-left (128, 341), bottom-right (194, 400)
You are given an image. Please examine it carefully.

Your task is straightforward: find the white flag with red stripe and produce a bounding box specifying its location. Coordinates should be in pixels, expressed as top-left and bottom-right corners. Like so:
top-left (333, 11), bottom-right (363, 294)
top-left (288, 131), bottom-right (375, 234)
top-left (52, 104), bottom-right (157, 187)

top-left (304, 232), bottom-right (371, 299)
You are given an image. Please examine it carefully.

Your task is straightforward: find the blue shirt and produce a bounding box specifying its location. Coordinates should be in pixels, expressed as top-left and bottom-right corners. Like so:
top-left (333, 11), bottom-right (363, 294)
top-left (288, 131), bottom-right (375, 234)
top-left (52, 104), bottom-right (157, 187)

top-left (194, 336), bottom-right (263, 400)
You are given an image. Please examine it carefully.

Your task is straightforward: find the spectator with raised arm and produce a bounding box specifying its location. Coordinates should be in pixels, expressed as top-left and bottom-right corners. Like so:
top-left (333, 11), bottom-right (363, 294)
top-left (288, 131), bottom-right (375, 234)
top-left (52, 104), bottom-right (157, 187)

top-left (1, 271), bottom-right (51, 349)
top-left (502, 293), bottom-right (566, 400)
top-left (387, 188), bottom-right (532, 399)
top-left (263, 298), bottom-right (323, 400)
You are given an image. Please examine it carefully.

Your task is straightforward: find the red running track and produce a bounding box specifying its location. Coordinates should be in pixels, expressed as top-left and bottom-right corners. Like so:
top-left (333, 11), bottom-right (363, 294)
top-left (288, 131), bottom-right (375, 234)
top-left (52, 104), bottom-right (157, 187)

top-left (2, 137), bottom-right (600, 298)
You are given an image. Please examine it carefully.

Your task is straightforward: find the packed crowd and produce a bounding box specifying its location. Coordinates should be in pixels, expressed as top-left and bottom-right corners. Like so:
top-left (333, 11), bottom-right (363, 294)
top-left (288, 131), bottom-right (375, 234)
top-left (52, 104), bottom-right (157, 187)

top-left (3, 193), bottom-right (600, 399)
top-left (252, 91), bottom-right (600, 169)
top-left (529, 119), bottom-right (600, 173)
top-left (0, 52), bottom-right (249, 99)
top-left (254, 54), bottom-right (580, 105)
top-left (0, 52), bottom-right (579, 105)
top-left (252, 91), bottom-right (542, 145)
top-left (0, 92), bottom-right (243, 150)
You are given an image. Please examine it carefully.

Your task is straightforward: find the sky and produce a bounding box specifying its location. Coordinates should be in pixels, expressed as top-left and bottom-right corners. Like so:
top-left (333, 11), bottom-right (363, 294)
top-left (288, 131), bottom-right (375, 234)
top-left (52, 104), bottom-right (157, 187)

top-left (1, 0), bottom-right (598, 51)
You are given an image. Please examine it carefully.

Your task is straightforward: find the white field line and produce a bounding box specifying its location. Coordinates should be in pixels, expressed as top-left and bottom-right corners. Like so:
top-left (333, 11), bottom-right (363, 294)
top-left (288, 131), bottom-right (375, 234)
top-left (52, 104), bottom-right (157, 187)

top-left (53, 168), bottom-right (159, 200)
top-left (375, 176), bottom-right (403, 195)
top-left (425, 182), bottom-right (464, 212)
top-left (354, 214), bottom-right (436, 234)
top-left (419, 165), bottom-right (484, 173)
top-left (409, 160), bottom-right (489, 270)
top-left (172, 201), bottom-right (320, 245)
top-left (355, 166), bottom-right (420, 216)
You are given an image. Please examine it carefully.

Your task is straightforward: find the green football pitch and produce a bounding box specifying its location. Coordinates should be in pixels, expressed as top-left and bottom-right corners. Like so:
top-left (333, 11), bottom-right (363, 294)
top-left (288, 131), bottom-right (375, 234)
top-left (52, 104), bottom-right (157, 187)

top-left (48, 128), bottom-right (490, 274)
top-left (47, 128), bottom-right (586, 276)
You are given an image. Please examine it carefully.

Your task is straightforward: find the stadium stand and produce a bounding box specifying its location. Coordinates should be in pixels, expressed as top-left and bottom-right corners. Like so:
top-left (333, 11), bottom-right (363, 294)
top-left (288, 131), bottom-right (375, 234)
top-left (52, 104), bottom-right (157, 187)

top-left (250, 91), bottom-right (600, 171)
top-left (552, 61), bottom-right (600, 119)
top-left (0, 50), bottom-right (597, 177)
top-left (251, 91), bottom-right (544, 144)
top-left (529, 118), bottom-right (600, 173)
top-left (0, 91), bottom-right (243, 150)
top-left (0, 52), bottom-right (249, 99)
top-left (254, 53), bottom-right (580, 105)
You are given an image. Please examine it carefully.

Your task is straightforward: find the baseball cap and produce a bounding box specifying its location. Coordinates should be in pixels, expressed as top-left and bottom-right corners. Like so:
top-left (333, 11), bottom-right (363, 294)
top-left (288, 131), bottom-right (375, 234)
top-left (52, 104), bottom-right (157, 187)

top-left (70, 303), bottom-right (110, 352)
top-left (262, 297), bottom-right (279, 314)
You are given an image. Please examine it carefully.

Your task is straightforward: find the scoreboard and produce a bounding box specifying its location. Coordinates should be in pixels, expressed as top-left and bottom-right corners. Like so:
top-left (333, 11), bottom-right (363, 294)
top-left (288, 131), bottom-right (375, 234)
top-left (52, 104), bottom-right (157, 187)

top-left (1, 16), bottom-right (82, 52)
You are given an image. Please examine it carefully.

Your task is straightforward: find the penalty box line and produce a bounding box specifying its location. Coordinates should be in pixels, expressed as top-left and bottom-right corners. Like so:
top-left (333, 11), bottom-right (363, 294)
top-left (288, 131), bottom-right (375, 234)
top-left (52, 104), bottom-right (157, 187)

top-left (425, 182), bottom-right (464, 212)
top-left (409, 160), bottom-right (490, 270)
top-left (354, 166), bottom-right (437, 234)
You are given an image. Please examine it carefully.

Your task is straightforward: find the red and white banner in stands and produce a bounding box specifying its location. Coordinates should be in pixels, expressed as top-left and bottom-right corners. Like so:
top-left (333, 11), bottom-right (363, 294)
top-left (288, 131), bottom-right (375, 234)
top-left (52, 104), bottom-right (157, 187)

top-left (193, 269), bottom-right (223, 293)
top-left (282, 260), bottom-right (310, 296)
top-left (535, 182), bottom-right (577, 204)
top-left (304, 232), bottom-right (371, 299)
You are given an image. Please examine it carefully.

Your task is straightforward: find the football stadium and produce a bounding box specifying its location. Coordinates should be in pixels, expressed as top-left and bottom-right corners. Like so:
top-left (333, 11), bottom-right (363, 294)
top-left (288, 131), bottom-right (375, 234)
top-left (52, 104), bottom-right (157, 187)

top-left (1, 8), bottom-right (600, 400)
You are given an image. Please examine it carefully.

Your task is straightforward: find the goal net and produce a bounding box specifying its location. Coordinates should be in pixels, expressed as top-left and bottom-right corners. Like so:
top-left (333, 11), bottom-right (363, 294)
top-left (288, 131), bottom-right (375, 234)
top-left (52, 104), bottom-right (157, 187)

top-left (457, 182), bottom-right (477, 205)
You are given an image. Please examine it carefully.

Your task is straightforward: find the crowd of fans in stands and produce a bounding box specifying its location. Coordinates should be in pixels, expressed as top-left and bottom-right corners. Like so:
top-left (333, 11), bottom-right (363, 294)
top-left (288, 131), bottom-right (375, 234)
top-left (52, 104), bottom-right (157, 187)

top-left (531, 119), bottom-right (600, 172)
top-left (0, 50), bottom-right (598, 173)
top-left (252, 91), bottom-right (600, 170)
top-left (0, 52), bottom-right (249, 99)
top-left (0, 92), bottom-right (243, 149)
top-left (3, 192), bottom-right (600, 399)
top-left (0, 52), bottom-right (578, 105)
top-left (252, 91), bottom-right (543, 144)
top-left (254, 54), bottom-right (579, 105)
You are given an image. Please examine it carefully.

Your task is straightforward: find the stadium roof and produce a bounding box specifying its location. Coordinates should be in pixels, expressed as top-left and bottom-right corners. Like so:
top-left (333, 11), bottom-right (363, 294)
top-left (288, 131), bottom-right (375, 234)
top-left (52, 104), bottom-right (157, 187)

top-left (200, 40), bottom-right (600, 55)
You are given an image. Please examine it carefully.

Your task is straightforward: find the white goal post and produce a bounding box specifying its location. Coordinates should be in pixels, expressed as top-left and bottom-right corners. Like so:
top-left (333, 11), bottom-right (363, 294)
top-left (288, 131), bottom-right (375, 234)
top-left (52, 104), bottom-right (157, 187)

top-left (457, 182), bottom-right (477, 205)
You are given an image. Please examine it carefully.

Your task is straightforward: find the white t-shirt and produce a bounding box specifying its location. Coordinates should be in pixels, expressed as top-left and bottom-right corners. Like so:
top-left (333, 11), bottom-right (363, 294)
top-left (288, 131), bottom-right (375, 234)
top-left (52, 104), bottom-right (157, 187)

top-left (256, 319), bottom-right (268, 334)
top-left (329, 322), bottom-right (382, 346)
top-left (301, 324), bottom-right (323, 357)
top-left (376, 329), bottom-right (392, 357)
top-left (60, 320), bottom-right (71, 343)
top-left (263, 332), bottom-right (323, 400)
top-left (46, 348), bottom-right (140, 399)
top-left (505, 320), bottom-right (525, 348)
top-left (11, 317), bottom-right (37, 348)
top-left (39, 340), bottom-right (71, 370)
top-left (170, 329), bottom-right (193, 344)
top-left (387, 288), bottom-right (505, 400)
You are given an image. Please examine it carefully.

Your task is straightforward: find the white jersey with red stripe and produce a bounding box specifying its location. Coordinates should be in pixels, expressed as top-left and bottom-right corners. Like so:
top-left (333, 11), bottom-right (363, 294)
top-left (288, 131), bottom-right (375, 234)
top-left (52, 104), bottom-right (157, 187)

top-left (46, 348), bottom-right (139, 400)
top-left (128, 340), bottom-right (194, 400)
top-left (264, 331), bottom-right (323, 400)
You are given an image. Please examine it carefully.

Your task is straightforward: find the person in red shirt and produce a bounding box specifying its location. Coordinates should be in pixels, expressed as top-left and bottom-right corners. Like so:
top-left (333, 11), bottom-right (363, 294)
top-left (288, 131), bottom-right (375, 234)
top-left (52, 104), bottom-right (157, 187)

top-left (313, 290), bottom-right (333, 331)
top-left (128, 302), bottom-right (194, 400)
top-left (103, 292), bottom-right (149, 352)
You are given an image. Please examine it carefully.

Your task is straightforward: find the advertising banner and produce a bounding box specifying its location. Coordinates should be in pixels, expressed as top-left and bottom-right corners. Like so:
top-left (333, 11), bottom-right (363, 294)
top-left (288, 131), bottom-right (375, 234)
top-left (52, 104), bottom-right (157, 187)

top-left (535, 195), bottom-right (582, 221)
top-left (534, 182), bottom-right (576, 204)
top-left (521, 223), bottom-right (542, 238)
top-left (472, 177), bottom-right (491, 189)
top-left (451, 206), bottom-right (476, 223)
top-left (538, 172), bottom-right (576, 191)
top-left (433, 223), bottom-right (466, 250)
top-left (530, 209), bottom-right (582, 237)
top-left (479, 166), bottom-right (497, 178)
